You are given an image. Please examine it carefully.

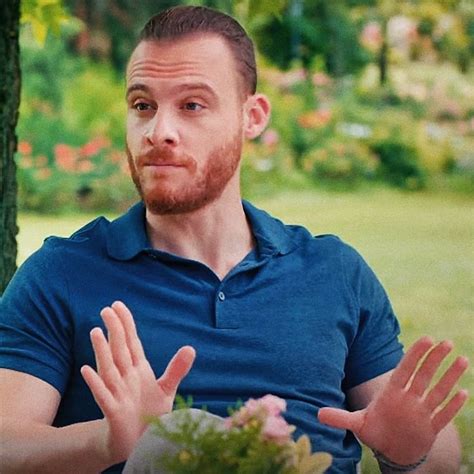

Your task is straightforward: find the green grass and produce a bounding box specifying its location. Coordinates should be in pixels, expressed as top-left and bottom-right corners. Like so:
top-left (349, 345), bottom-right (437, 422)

top-left (17, 187), bottom-right (474, 472)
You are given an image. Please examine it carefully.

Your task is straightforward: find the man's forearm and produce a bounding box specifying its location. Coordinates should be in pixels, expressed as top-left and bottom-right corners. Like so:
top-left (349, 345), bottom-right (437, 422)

top-left (0, 418), bottom-right (112, 474)
top-left (378, 423), bottom-right (462, 474)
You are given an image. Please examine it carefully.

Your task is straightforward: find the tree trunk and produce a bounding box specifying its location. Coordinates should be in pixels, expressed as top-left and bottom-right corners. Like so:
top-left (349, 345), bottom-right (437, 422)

top-left (379, 19), bottom-right (388, 85)
top-left (0, 0), bottom-right (20, 294)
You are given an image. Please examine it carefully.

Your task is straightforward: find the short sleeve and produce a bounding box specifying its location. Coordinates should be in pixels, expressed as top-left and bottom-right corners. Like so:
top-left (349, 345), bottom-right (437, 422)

top-left (341, 244), bottom-right (404, 390)
top-left (0, 240), bottom-right (73, 394)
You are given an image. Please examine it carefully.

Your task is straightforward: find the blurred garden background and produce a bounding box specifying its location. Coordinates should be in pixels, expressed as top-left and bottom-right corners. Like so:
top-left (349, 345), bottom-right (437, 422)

top-left (11, 0), bottom-right (474, 471)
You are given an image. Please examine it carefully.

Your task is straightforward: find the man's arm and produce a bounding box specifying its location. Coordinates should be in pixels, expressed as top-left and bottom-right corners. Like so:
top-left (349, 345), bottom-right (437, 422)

top-left (0, 301), bottom-right (195, 473)
top-left (348, 370), bottom-right (463, 473)
top-left (319, 337), bottom-right (469, 473)
top-left (0, 369), bottom-right (110, 473)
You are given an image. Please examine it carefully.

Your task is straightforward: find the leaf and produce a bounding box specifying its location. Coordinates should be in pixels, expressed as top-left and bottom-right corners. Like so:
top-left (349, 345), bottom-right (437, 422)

top-left (299, 452), bottom-right (333, 474)
top-left (295, 434), bottom-right (312, 459)
top-left (247, 0), bottom-right (287, 20)
top-left (30, 18), bottom-right (48, 46)
top-left (21, 0), bottom-right (71, 47)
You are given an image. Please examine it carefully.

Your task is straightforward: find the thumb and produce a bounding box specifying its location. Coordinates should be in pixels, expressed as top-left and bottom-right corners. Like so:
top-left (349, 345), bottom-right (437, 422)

top-left (318, 407), bottom-right (365, 434)
top-left (158, 345), bottom-right (196, 396)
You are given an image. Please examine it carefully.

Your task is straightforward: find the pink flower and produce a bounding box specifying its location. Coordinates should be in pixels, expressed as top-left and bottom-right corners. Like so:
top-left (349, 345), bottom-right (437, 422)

top-left (54, 144), bottom-right (77, 171)
top-left (279, 69), bottom-right (307, 89)
top-left (261, 415), bottom-right (293, 445)
top-left (261, 129), bottom-right (280, 148)
top-left (18, 141), bottom-right (32, 155)
top-left (80, 136), bottom-right (110, 158)
top-left (361, 22), bottom-right (382, 51)
top-left (312, 72), bottom-right (331, 87)
top-left (298, 109), bottom-right (332, 129)
top-left (258, 394), bottom-right (287, 416)
top-left (227, 395), bottom-right (288, 428)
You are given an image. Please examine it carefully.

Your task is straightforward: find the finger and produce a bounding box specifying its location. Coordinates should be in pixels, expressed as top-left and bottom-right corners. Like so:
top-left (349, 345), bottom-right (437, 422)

top-left (390, 336), bottom-right (434, 389)
top-left (425, 356), bottom-right (469, 410)
top-left (111, 301), bottom-right (146, 365)
top-left (158, 346), bottom-right (196, 396)
top-left (432, 389), bottom-right (469, 433)
top-left (90, 327), bottom-right (123, 394)
top-left (317, 407), bottom-right (365, 434)
top-left (409, 340), bottom-right (453, 396)
top-left (101, 306), bottom-right (133, 375)
top-left (81, 365), bottom-right (117, 418)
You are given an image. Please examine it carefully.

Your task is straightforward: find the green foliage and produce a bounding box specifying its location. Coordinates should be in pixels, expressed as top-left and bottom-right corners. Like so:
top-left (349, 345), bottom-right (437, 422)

top-left (16, 137), bottom-right (136, 213)
top-left (253, 0), bottom-right (370, 76)
top-left (19, 20), bottom-right (82, 111)
top-left (62, 62), bottom-right (125, 147)
top-left (370, 139), bottom-right (426, 190)
top-left (17, 22), bottom-right (133, 213)
top-left (152, 412), bottom-right (288, 473)
top-left (21, 0), bottom-right (71, 45)
top-left (302, 138), bottom-right (378, 188)
top-left (234, 0), bottom-right (287, 20)
top-left (148, 396), bottom-right (332, 474)
top-left (15, 0), bottom-right (474, 213)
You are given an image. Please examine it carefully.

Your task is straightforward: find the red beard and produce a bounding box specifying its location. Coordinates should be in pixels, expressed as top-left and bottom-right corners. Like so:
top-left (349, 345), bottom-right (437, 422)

top-left (126, 133), bottom-right (242, 215)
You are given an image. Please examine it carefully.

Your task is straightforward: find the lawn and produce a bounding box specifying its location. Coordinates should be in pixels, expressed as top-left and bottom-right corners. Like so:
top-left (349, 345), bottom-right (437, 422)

top-left (17, 187), bottom-right (474, 472)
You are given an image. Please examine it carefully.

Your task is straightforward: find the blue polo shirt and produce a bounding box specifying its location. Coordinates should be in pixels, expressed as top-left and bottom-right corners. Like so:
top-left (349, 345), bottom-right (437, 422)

top-left (0, 201), bottom-right (403, 473)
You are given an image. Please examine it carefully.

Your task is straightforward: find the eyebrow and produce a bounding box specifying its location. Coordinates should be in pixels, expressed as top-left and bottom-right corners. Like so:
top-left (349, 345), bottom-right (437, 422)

top-left (125, 83), bottom-right (151, 100)
top-left (125, 82), bottom-right (218, 101)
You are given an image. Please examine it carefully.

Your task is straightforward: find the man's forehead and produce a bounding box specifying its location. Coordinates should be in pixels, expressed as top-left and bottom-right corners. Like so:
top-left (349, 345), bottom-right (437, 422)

top-left (126, 33), bottom-right (233, 76)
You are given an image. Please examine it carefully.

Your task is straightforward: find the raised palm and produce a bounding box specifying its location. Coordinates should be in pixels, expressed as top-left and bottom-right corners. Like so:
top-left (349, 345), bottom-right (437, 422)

top-left (81, 301), bottom-right (195, 466)
top-left (318, 337), bottom-right (468, 465)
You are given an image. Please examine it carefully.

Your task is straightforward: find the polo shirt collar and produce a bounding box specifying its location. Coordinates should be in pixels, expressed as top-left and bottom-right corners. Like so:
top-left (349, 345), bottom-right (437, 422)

top-left (106, 202), bottom-right (150, 260)
top-left (242, 200), bottom-right (296, 257)
top-left (106, 200), bottom-right (296, 261)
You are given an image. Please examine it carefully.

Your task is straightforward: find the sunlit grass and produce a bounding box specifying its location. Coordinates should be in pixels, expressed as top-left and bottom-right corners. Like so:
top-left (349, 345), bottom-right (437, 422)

top-left (17, 187), bottom-right (474, 471)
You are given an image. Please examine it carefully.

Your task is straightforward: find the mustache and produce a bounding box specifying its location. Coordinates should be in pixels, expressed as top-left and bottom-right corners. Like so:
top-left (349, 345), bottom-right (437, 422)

top-left (134, 148), bottom-right (195, 167)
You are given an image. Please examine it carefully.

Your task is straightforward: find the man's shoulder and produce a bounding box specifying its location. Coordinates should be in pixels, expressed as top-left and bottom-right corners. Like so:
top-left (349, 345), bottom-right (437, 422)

top-left (40, 215), bottom-right (111, 255)
top-left (19, 215), bottom-right (117, 279)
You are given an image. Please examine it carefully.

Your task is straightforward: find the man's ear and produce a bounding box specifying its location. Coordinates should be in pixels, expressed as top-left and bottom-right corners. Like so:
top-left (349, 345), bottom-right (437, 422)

top-left (243, 94), bottom-right (271, 140)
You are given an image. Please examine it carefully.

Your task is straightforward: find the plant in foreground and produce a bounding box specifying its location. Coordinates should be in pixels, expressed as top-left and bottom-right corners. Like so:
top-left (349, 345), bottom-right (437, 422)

top-left (149, 395), bottom-right (332, 474)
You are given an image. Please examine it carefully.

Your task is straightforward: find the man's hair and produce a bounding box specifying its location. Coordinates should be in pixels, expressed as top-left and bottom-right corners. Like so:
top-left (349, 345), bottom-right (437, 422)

top-left (138, 5), bottom-right (257, 95)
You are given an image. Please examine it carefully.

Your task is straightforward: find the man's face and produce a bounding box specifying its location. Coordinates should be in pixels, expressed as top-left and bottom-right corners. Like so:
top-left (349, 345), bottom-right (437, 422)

top-left (126, 34), bottom-right (246, 215)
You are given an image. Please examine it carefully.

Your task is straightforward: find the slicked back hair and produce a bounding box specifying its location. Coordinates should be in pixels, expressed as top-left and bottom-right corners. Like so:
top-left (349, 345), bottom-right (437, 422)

top-left (138, 5), bottom-right (257, 96)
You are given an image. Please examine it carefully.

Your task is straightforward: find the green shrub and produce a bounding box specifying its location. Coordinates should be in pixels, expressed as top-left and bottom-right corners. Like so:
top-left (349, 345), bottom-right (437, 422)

top-left (302, 138), bottom-right (378, 188)
top-left (370, 139), bottom-right (426, 190)
top-left (16, 138), bottom-right (134, 213)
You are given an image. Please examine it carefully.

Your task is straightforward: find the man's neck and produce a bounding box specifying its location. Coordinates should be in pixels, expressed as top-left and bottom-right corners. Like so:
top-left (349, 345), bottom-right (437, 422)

top-left (145, 195), bottom-right (255, 281)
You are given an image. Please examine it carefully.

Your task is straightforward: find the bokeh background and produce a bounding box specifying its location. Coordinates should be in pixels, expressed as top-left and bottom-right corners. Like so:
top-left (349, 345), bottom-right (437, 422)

top-left (15, 0), bottom-right (473, 471)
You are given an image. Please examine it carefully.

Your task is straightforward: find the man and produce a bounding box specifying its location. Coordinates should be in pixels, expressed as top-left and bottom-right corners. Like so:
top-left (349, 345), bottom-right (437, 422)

top-left (0, 6), bottom-right (469, 473)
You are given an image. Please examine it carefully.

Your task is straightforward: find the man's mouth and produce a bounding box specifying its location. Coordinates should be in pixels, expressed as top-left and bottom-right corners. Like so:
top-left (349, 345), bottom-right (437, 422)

top-left (143, 161), bottom-right (185, 168)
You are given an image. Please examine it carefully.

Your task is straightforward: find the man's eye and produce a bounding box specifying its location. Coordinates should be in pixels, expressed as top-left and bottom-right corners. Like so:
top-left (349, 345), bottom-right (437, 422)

top-left (133, 102), bottom-right (151, 112)
top-left (183, 102), bottom-right (204, 112)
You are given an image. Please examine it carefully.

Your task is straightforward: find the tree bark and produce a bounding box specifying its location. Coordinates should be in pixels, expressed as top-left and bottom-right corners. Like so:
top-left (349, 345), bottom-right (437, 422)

top-left (379, 19), bottom-right (388, 86)
top-left (0, 0), bottom-right (20, 294)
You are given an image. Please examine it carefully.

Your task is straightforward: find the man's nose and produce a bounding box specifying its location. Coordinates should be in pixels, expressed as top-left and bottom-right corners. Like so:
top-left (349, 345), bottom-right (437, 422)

top-left (144, 109), bottom-right (179, 146)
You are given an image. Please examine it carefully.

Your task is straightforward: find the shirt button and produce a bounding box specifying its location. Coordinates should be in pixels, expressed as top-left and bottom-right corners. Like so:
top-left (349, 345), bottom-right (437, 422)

top-left (218, 291), bottom-right (226, 301)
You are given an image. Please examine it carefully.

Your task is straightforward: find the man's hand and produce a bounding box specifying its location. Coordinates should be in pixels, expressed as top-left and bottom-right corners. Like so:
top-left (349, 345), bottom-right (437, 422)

top-left (318, 337), bottom-right (469, 466)
top-left (80, 301), bottom-right (196, 467)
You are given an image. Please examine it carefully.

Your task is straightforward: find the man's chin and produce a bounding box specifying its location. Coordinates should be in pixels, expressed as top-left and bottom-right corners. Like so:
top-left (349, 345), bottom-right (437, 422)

top-left (143, 192), bottom-right (212, 216)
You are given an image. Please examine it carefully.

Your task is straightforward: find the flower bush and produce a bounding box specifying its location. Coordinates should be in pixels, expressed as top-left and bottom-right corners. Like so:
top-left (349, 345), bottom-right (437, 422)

top-left (302, 138), bottom-right (378, 187)
top-left (15, 25), bottom-right (474, 213)
top-left (16, 137), bottom-right (136, 213)
top-left (150, 395), bottom-right (332, 474)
